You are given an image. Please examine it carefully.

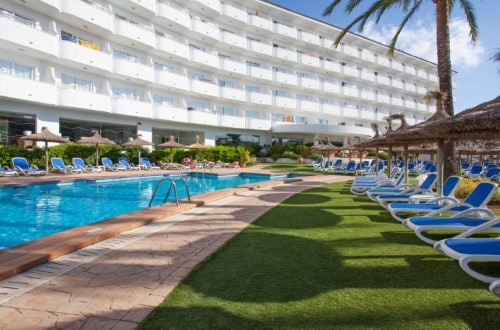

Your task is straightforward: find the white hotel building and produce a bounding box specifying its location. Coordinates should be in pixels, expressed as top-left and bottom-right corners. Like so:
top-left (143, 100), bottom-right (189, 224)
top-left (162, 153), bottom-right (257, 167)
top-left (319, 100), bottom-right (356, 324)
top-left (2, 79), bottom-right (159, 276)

top-left (0, 0), bottom-right (438, 147)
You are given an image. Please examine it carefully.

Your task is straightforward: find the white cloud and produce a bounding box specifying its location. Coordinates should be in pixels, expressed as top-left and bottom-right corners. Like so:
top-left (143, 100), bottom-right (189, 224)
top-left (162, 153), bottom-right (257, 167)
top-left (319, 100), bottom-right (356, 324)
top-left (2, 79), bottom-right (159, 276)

top-left (362, 18), bottom-right (484, 69)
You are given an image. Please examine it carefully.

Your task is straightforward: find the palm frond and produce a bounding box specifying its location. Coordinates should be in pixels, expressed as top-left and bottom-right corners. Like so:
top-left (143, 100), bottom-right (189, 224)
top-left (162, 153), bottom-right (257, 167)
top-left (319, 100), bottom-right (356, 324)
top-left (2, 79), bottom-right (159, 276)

top-left (388, 1), bottom-right (423, 56)
top-left (456, 0), bottom-right (478, 42)
top-left (322, 0), bottom-right (343, 16)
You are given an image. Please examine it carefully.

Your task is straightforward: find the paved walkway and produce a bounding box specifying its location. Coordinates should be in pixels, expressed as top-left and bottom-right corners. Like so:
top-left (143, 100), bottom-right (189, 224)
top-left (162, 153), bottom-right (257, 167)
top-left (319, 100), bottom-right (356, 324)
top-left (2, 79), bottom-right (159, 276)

top-left (0, 168), bottom-right (349, 329)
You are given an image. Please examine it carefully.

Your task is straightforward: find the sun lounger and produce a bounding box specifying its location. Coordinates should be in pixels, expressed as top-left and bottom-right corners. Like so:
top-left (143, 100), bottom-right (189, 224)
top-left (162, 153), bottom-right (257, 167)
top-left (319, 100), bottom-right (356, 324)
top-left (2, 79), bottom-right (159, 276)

top-left (72, 157), bottom-right (103, 173)
top-left (50, 157), bottom-right (83, 174)
top-left (101, 157), bottom-right (127, 171)
top-left (12, 157), bottom-right (46, 176)
top-left (139, 157), bottom-right (160, 170)
top-left (118, 157), bottom-right (140, 171)
top-left (371, 173), bottom-right (438, 204)
top-left (0, 165), bottom-right (18, 176)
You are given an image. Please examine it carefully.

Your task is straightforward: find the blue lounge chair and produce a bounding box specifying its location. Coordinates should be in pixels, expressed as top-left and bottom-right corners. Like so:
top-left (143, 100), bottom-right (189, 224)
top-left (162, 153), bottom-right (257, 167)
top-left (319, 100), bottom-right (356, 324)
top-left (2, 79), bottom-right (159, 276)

top-left (405, 211), bottom-right (500, 245)
top-left (0, 165), bottom-right (18, 176)
top-left (483, 167), bottom-right (500, 181)
top-left (101, 157), bottom-right (126, 171)
top-left (375, 174), bottom-right (460, 207)
top-left (464, 164), bottom-right (483, 179)
top-left (118, 157), bottom-right (140, 170)
top-left (350, 171), bottom-right (406, 196)
top-left (387, 182), bottom-right (498, 222)
top-left (50, 157), bottom-right (82, 174)
top-left (12, 157), bottom-right (46, 176)
top-left (72, 157), bottom-right (103, 173)
top-left (370, 173), bottom-right (438, 204)
top-left (139, 157), bottom-right (160, 170)
top-left (435, 236), bottom-right (500, 283)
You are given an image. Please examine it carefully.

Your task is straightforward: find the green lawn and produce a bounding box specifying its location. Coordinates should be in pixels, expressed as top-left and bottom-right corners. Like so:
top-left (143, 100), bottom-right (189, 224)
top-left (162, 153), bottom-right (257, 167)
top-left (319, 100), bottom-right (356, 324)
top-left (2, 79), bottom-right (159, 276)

top-left (140, 181), bottom-right (500, 329)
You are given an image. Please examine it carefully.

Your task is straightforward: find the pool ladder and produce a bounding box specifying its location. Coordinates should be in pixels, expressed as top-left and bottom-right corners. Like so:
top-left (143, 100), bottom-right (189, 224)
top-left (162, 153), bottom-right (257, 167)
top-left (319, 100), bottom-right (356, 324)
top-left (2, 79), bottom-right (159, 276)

top-left (149, 177), bottom-right (191, 207)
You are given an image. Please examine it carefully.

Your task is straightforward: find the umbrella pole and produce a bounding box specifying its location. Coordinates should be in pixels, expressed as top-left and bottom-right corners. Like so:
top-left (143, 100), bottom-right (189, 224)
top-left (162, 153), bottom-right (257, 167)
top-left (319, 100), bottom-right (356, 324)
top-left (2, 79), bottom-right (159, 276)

top-left (170, 147), bottom-right (173, 163)
top-left (96, 144), bottom-right (99, 166)
top-left (375, 148), bottom-right (379, 175)
top-left (45, 141), bottom-right (49, 172)
top-left (138, 147), bottom-right (141, 167)
top-left (403, 145), bottom-right (409, 185)
top-left (387, 146), bottom-right (392, 177)
top-left (436, 139), bottom-right (445, 196)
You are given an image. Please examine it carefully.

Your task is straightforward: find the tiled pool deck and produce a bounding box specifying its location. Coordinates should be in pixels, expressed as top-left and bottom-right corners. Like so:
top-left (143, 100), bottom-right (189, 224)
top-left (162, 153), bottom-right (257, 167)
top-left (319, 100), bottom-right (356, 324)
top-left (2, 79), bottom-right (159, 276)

top-left (0, 166), bottom-right (350, 329)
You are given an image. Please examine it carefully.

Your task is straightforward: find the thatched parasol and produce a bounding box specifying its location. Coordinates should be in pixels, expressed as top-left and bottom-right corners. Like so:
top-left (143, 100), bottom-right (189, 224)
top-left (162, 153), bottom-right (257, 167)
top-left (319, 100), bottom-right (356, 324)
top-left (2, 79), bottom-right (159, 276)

top-left (20, 127), bottom-right (69, 171)
top-left (122, 135), bottom-right (154, 165)
top-left (188, 135), bottom-right (208, 150)
top-left (76, 130), bottom-right (116, 166)
top-left (312, 137), bottom-right (339, 161)
top-left (156, 136), bottom-right (186, 163)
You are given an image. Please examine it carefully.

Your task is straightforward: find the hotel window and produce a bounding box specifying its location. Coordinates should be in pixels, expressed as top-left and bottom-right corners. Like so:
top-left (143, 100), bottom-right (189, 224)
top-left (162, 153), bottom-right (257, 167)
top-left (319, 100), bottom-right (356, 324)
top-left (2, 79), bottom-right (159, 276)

top-left (216, 106), bottom-right (234, 116)
top-left (246, 60), bottom-right (261, 67)
top-left (319, 97), bottom-right (330, 104)
top-left (154, 62), bottom-right (174, 73)
top-left (272, 66), bottom-right (286, 73)
top-left (273, 90), bottom-right (285, 97)
top-left (317, 118), bottom-right (329, 125)
top-left (244, 110), bottom-right (260, 119)
top-left (187, 101), bottom-right (205, 111)
top-left (153, 94), bottom-right (173, 106)
top-left (294, 116), bottom-right (308, 124)
top-left (219, 53), bottom-right (234, 60)
top-left (246, 85), bottom-right (260, 93)
top-left (61, 74), bottom-right (94, 92)
top-left (112, 86), bottom-right (138, 100)
top-left (296, 94), bottom-right (308, 100)
top-left (0, 8), bottom-right (33, 27)
top-left (219, 79), bottom-right (234, 88)
top-left (355, 123), bottom-right (364, 127)
top-left (113, 50), bottom-right (141, 63)
top-left (271, 113), bottom-right (285, 122)
top-left (0, 59), bottom-right (33, 79)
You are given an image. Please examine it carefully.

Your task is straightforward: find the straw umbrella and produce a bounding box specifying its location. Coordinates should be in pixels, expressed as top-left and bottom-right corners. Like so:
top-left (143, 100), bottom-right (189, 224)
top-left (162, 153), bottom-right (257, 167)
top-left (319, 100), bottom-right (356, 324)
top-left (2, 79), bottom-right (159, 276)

top-left (156, 136), bottom-right (186, 163)
top-left (76, 130), bottom-right (116, 166)
top-left (122, 135), bottom-right (154, 165)
top-left (20, 127), bottom-right (69, 171)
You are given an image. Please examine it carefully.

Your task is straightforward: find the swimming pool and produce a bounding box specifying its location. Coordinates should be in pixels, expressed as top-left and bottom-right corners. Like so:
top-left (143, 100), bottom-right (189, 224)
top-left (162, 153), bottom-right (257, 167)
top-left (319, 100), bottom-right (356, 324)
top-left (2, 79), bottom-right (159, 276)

top-left (0, 172), bottom-right (296, 250)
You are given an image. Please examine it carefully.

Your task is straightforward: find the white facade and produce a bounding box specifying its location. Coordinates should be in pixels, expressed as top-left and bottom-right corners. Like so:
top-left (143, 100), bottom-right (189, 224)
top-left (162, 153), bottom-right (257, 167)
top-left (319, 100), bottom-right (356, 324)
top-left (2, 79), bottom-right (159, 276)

top-left (0, 0), bottom-right (438, 146)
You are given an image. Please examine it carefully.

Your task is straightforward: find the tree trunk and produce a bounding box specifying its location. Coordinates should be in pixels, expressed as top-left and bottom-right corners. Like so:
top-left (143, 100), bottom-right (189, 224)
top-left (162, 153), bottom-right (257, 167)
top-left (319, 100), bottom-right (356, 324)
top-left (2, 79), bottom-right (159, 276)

top-left (435, 0), bottom-right (457, 178)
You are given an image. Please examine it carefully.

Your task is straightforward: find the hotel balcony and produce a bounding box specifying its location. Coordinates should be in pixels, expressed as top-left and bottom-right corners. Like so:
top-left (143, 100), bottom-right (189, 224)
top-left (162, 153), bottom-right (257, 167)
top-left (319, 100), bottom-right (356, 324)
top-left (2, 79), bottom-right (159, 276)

top-left (342, 65), bottom-right (358, 78)
top-left (219, 31), bottom-right (247, 51)
top-left (274, 22), bottom-right (297, 41)
top-left (377, 56), bottom-right (391, 68)
top-left (247, 91), bottom-right (272, 106)
top-left (0, 74), bottom-right (57, 105)
top-left (297, 53), bottom-right (320, 68)
top-left (342, 44), bottom-right (359, 58)
top-left (360, 90), bottom-right (375, 101)
top-left (190, 19), bottom-right (220, 43)
top-left (298, 100), bottom-right (319, 113)
top-left (298, 30), bottom-right (319, 45)
top-left (429, 73), bottom-right (439, 83)
top-left (113, 17), bottom-right (155, 49)
top-left (320, 37), bottom-right (336, 50)
top-left (58, 88), bottom-right (110, 112)
top-left (274, 72), bottom-right (297, 86)
top-left (359, 109), bottom-right (376, 121)
top-left (59, 0), bottom-right (113, 34)
top-left (321, 59), bottom-right (341, 74)
top-left (417, 69), bottom-right (428, 80)
top-left (343, 106), bottom-right (358, 118)
top-left (247, 66), bottom-right (273, 81)
top-left (188, 110), bottom-right (218, 126)
top-left (112, 97), bottom-right (152, 118)
top-left (405, 65), bottom-right (417, 76)
top-left (391, 97), bottom-right (404, 107)
top-left (376, 113), bottom-right (387, 121)
top-left (247, 14), bottom-right (273, 33)
top-left (155, 2), bottom-right (191, 32)
top-left (220, 3), bottom-right (248, 26)
top-left (156, 35), bottom-right (189, 61)
top-left (377, 94), bottom-right (391, 104)
top-left (405, 101), bottom-right (417, 110)
top-left (360, 50), bottom-right (376, 64)
top-left (298, 77), bottom-right (320, 90)
top-left (274, 96), bottom-right (297, 109)
top-left (0, 16), bottom-right (58, 59)
top-left (188, 0), bottom-right (221, 16)
top-left (417, 86), bottom-right (428, 94)
top-left (29, 0), bottom-right (59, 16)
top-left (107, 0), bottom-right (156, 17)
top-left (392, 80), bottom-right (404, 90)
top-left (376, 75), bottom-right (391, 86)
top-left (155, 71), bottom-right (189, 91)
top-left (246, 117), bottom-right (271, 130)
top-left (113, 58), bottom-right (154, 83)
top-left (321, 104), bottom-right (341, 116)
top-left (189, 79), bottom-right (218, 97)
top-left (273, 47), bottom-right (297, 63)
top-left (342, 86), bottom-right (359, 98)
top-left (219, 87), bottom-right (246, 102)
top-left (247, 40), bottom-right (273, 58)
top-left (321, 81), bottom-right (341, 94)
top-left (360, 70), bottom-right (375, 82)
top-left (59, 41), bottom-right (111, 74)
top-left (405, 84), bottom-right (417, 93)
top-left (417, 103), bottom-right (428, 112)
top-left (154, 106), bottom-right (188, 122)
top-left (190, 48), bottom-right (219, 69)
top-left (219, 58), bottom-right (246, 76)
top-left (219, 114), bottom-right (245, 129)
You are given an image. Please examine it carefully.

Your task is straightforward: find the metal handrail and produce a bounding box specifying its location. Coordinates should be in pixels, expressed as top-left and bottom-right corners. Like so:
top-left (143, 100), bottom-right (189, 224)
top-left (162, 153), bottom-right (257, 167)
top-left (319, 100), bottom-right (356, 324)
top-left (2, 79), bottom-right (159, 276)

top-left (149, 176), bottom-right (191, 207)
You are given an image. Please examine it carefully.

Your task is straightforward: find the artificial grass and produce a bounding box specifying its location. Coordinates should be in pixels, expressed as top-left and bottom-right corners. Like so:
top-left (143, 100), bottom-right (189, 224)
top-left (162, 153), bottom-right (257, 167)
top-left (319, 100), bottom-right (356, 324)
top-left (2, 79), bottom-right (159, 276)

top-left (140, 181), bottom-right (500, 329)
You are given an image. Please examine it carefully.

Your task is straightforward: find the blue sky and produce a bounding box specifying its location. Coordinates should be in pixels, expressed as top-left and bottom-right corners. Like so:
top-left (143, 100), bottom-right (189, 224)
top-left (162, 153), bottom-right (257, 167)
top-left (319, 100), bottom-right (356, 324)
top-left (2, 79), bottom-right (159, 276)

top-left (270, 0), bottom-right (499, 112)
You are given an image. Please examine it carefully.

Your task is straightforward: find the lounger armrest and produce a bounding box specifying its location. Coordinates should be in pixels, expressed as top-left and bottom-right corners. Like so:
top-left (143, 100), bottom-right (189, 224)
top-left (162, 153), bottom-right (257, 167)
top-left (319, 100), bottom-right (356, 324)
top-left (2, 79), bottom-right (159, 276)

top-left (424, 196), bottom-right (458, 204)
top-left (425, 202), bottom-right (474, 216)
top-left (455, 217), bottom-right (500, 238)
top-left (450, 207), bottom-right (496, 219)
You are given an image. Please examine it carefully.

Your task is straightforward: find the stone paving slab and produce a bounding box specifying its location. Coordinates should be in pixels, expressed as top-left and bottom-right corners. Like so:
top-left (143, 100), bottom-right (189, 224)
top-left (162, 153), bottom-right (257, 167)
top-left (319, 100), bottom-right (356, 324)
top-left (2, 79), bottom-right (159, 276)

top-left (0, 172), bottom-right (349, 329)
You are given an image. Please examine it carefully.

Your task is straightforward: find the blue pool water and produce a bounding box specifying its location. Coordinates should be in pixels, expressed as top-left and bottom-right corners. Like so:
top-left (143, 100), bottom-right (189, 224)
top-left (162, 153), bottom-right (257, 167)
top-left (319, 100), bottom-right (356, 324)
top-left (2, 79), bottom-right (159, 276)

top-left (0, 173), bottom-right (296, 250)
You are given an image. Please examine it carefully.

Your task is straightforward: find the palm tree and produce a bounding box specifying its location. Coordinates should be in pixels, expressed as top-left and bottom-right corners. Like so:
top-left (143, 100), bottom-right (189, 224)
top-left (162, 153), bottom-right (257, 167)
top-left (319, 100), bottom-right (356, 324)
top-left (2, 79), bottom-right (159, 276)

top-left (323, 0), bottom-right (478, 178)
top-left (492, 49), bottom-right (500, 72)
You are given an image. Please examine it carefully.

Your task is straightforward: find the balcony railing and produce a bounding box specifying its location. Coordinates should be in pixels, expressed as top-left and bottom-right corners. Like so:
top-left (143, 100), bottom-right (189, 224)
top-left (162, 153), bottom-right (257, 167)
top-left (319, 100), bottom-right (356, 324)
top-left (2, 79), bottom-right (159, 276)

top-left (219, 58), bottom-right (246, 76)
top-left (156, 1), bottom-right (190, 31)
top-left (155, 71), bottom-right (189, 91)
top-left (247, 40), bottom-right (273, 57)
top-left (59, 0), bottom-right (113, 33)
top-left (220, 31), bottom-right (247, 50)
top-left (247, 14), bottom-right (273, 32)
top-left (219, 87), bottom-right (245, 102)
top-left (220, 3), bottom-right (247, 26)
top-left (156, 35), bottom-right (189, 60)
top-left (58, 87), bottom-right (110, 112)
top-left (0, 74), bottom-right (57, 105)
top-left (59, 40), bottom-right (111, 72)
